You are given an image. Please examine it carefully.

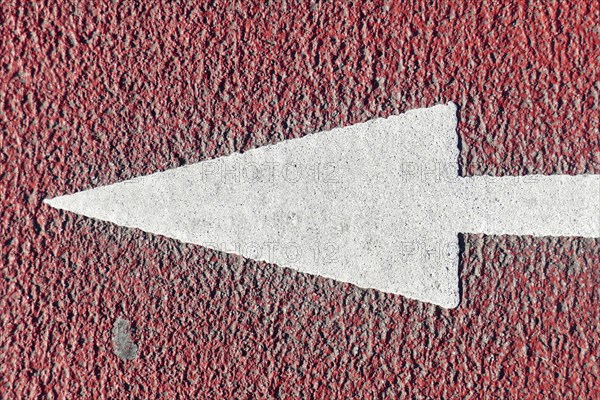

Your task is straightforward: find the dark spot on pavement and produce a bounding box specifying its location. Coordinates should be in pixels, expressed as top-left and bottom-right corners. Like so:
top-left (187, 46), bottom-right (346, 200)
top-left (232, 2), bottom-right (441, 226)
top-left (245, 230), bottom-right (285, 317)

top-left (112, 318), bottom-right (138, 361)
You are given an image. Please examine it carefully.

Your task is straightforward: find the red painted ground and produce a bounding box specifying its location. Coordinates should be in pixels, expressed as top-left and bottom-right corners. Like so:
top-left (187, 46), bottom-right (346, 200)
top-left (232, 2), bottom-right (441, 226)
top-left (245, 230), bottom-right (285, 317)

top-left (1, 0), bottom-right (599, 398)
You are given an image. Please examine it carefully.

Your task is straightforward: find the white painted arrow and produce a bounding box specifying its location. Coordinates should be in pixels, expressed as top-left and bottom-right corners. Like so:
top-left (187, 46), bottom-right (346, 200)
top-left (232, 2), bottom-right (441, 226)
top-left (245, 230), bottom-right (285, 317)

top-left (45, 103), bottom-right (600, 308)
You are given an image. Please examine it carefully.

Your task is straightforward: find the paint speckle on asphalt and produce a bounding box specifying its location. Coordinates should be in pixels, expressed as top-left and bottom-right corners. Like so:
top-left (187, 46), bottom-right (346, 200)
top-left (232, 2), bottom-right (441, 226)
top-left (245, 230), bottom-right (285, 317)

top-left (112, 318), bottom-right (138, 361)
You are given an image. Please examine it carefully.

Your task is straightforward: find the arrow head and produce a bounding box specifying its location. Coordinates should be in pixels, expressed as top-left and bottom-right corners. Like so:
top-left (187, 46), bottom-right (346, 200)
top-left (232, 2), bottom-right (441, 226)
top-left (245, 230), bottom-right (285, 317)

top-left (45, 103), bottom-right (461, 308)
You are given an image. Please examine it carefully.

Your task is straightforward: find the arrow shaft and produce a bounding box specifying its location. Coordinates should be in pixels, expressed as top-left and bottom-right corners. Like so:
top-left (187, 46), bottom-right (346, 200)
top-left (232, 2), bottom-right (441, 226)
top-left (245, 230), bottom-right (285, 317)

top-left (456, 175), bottom-right (600, 237)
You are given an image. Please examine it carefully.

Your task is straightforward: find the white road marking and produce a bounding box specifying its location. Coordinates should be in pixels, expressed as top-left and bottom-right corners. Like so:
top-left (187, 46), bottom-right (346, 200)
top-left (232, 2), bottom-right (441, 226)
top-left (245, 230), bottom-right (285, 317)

top-left (45, 103), bottom-right (600, 308)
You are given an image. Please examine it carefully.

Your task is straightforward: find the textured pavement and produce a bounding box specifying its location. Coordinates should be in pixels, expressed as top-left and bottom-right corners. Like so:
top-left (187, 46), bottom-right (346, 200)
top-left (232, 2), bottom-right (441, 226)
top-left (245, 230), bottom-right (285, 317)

top-left (1, 1), bottom-right (599, 398)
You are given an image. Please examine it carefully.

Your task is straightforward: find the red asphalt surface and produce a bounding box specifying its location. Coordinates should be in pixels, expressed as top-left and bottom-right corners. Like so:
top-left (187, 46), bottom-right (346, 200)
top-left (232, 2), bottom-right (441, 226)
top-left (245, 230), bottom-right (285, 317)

top-left (1, 1), bottom-right (599, 398)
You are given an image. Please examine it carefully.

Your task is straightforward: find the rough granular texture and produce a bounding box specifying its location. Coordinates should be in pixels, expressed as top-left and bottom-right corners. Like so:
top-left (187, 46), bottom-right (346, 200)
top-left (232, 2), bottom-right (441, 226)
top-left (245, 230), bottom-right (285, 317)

top-left (1, 0), bottom-right (599, 398)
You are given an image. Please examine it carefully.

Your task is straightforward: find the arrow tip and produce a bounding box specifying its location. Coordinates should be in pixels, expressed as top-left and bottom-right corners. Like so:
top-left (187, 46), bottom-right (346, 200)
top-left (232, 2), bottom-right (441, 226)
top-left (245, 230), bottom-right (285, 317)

top-left (43, 195), bottom-right (67, 210)
top-left (43, 192), bottom-right (95, 218)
